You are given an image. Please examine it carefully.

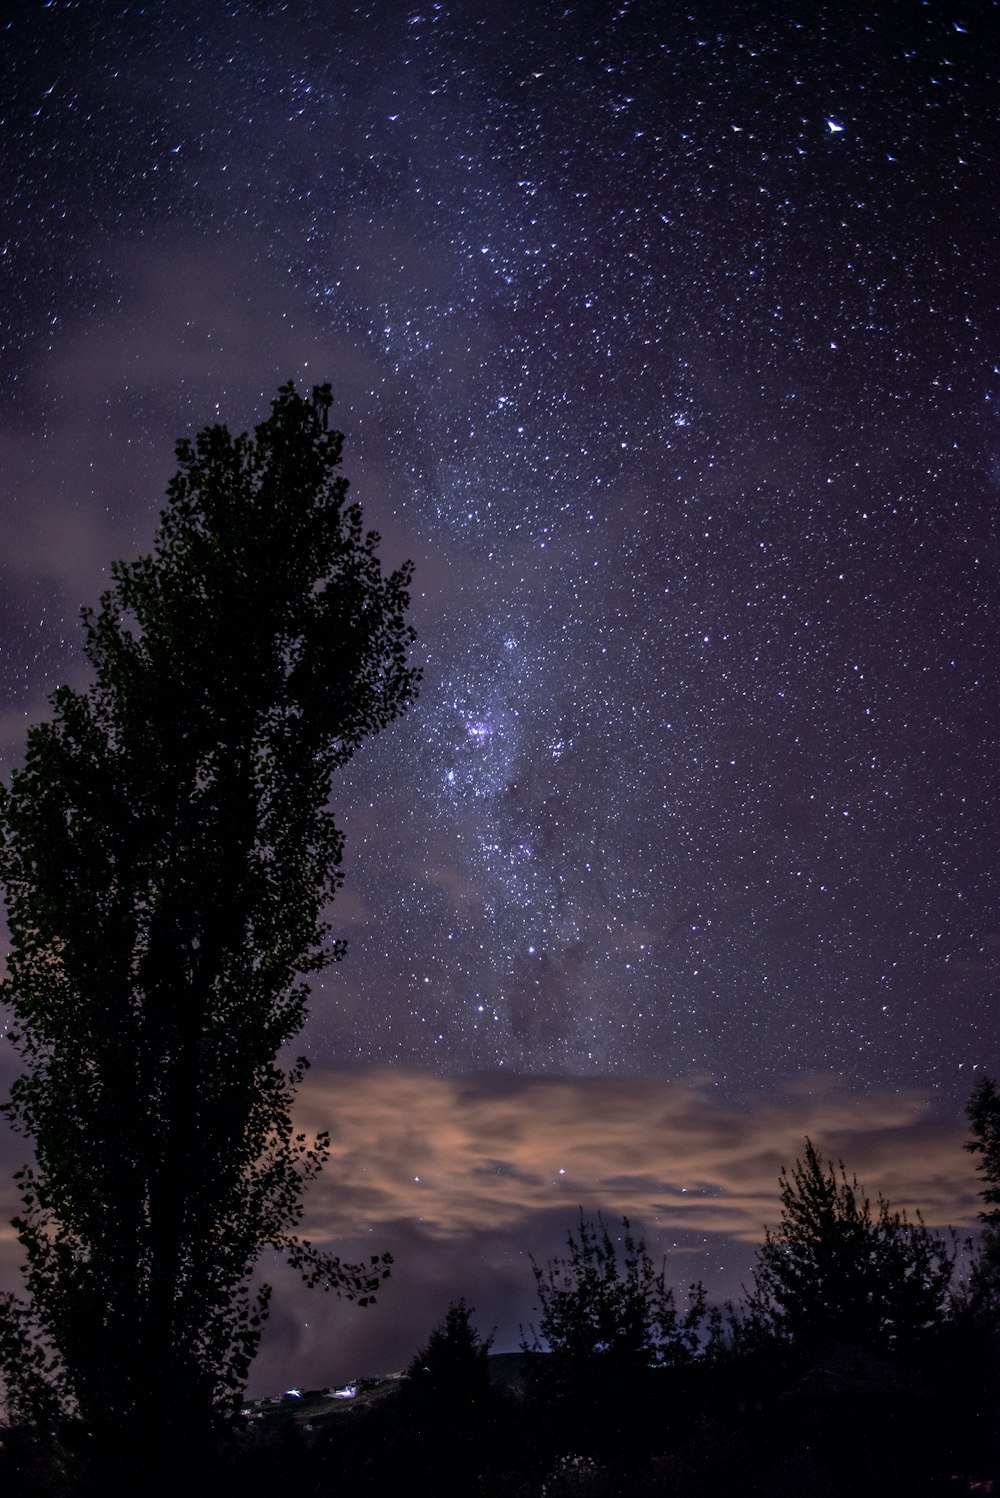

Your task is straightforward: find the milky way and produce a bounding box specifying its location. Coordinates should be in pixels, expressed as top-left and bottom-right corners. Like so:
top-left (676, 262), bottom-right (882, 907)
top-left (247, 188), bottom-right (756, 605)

top-left (2, 1), bottom-right (997, 1098)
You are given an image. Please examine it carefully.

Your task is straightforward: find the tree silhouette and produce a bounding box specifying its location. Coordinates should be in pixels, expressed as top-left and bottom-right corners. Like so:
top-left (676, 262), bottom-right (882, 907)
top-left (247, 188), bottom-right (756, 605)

top-left (526, 1211), bottom-right (706, 1376)
top-left (747, 1138), bottom-right (953, 1352)
top-left (0, 383), bottom-right (418, 1490)
top-left (405, 1299), bottom-right (494, 1405)
top-left (522, 1213), bottom-right (706, 1465)
top-left (964, 1074), bottom-right (1000, 1318)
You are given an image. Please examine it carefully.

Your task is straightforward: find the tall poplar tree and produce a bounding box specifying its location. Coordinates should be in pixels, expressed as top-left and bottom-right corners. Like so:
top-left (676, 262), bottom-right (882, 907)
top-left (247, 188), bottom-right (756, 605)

top-left (0, 383), bottom-right (418, 1486)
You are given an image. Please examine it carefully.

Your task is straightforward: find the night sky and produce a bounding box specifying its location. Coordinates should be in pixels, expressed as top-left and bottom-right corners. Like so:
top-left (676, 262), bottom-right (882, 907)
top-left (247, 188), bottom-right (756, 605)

top-left (1, 0), bottom-right (997, 1391)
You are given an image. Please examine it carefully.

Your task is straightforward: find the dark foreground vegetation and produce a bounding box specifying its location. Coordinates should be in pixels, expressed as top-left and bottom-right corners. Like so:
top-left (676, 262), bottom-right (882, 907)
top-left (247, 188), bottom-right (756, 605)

top-left (230, 1324), bottom-right (999, 1498)
top-left (3, 1318), bottom-right (999, 1498)
top-left (4, 1096), bottom-right (1000, 1497)
top-left (231, 1085), bottom-right (1000, 1498)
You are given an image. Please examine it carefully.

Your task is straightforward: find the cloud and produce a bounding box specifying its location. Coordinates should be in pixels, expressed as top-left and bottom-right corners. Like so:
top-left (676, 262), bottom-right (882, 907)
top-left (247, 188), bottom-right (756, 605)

top-left (0, 1065), bottom-right (975, 1253)
top-left (291, 1069), bottom-right (980, 1246)
top-left (0, 229), bottom-right (419, 628)
top-left (0, 1066), bottom-right (981, 1392)
top-left (249, 1068), bottom-right (981, 1391)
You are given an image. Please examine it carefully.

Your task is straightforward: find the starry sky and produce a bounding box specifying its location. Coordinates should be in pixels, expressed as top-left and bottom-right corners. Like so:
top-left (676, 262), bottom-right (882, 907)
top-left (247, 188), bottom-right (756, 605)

top-left (1, 0), bottom-right (997, 1388)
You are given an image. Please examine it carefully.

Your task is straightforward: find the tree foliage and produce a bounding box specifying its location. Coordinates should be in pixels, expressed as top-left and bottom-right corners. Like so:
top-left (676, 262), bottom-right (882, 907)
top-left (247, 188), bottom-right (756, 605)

top-left (964, 1074), bottom-right (1000, 1318)
top-left (526, 1212), bottom-right (706, 1377)
top-left (405, 1299), bottom-right (494, 1405)
top-left (966, 1075), bottom-right (1000, 1220)
top-left (0, 383), bottom-right (418, 1481)
top-left (747, 1138), bottom-right (954, 1352)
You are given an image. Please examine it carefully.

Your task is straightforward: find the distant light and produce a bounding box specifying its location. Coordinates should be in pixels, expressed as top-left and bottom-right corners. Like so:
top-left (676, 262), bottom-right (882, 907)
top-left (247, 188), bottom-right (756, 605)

top-left (826, 119), bottom-right (844, 134)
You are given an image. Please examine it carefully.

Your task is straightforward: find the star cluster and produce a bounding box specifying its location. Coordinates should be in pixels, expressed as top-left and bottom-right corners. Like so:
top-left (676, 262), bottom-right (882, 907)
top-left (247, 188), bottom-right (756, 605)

top-left (1, 1), bottom-right (997, 1101)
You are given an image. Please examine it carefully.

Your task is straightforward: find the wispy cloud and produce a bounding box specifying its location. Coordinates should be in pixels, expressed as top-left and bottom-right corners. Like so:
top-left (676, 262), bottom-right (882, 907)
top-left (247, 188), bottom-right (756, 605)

top-left (292, 1068), bottom-right (980, 1244)
top-left (0, 1067), bottom-right (981, 1392)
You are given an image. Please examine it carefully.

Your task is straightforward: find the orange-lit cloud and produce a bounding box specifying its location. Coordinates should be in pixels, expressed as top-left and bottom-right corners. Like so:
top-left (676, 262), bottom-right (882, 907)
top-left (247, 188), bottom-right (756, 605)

top-left (0, 1068), bottom-right (980, 1255)
top-left (0, 1066), bottom-right (984, 1392)
top-left (291, 1068), bottom-right (981, 1247)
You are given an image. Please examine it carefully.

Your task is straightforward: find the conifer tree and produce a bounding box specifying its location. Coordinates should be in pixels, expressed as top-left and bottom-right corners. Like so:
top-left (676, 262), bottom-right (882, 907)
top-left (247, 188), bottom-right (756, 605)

top-left (406, 1299), bottom-right (494, 1405)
